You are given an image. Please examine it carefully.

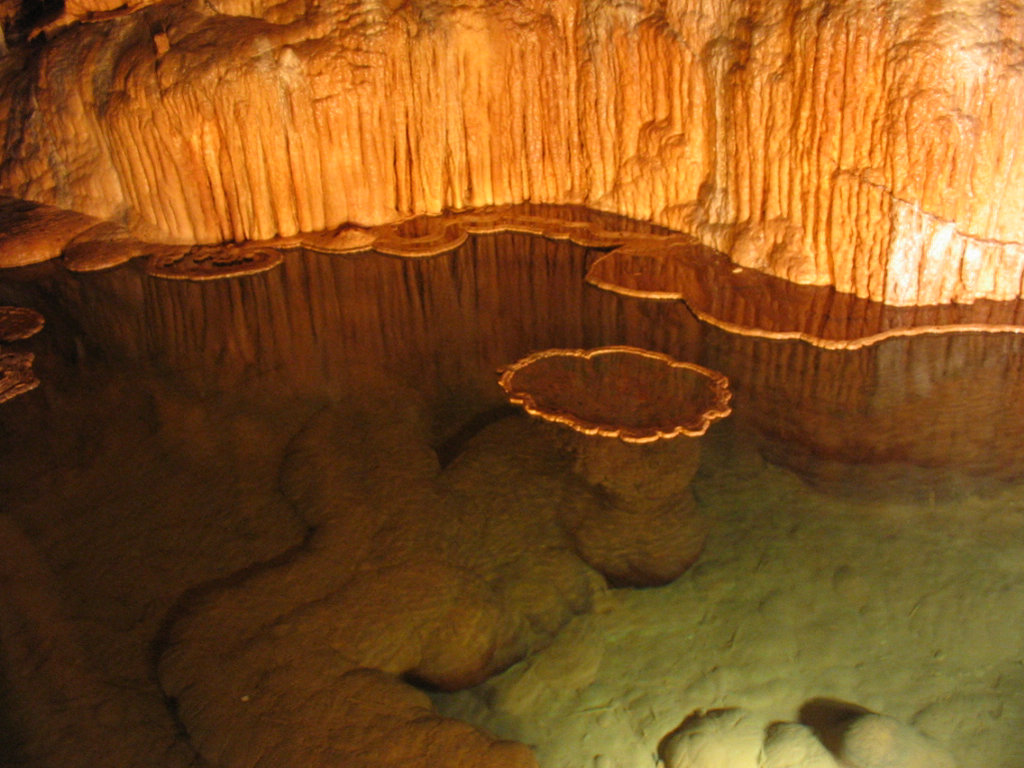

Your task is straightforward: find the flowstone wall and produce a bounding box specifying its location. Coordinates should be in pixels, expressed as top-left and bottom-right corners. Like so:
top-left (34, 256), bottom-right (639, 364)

top-left (2, 0), bottom-right (1023, 305)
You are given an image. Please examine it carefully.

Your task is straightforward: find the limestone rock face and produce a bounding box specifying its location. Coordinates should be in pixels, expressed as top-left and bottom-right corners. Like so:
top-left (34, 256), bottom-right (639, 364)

top-left (2, 0), bottom-right (1024, 305)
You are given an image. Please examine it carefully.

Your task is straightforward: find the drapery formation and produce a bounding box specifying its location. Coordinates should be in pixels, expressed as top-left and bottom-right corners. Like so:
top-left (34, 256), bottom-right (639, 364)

top-left (2, 0), bottom-right (1023, 305)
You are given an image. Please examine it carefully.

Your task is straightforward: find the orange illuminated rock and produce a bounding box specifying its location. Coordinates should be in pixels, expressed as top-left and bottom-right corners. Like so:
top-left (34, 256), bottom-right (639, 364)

top-left (62, 221), bottom-right (181, 273)
top-left (0, 305), bottom-right (44, 342)
top-left (299, 224), bottom-right (375, 254)
top-left (3, 0), bottom-right (1023, 304)
top-left (147, 243), bottom-right (283, 281)
top-left (0, 349), bottom-right (38, 403)
top-left (499, 346), bottom-right (731, 443)
top-left (0, 197), bottom-right (102, 269)
top-left (587, 241), bottom-right (1024, 350)
top-left (372, 216), bottom-right (469, 258)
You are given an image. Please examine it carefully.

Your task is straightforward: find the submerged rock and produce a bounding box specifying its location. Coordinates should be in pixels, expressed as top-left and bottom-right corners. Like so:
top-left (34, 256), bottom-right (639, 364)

top-left (763, 722), bottom-right (839, 768)
top-left (660, 708), bottom-right (767, 768)
top-left (838, 713), bottom-right (957, 768)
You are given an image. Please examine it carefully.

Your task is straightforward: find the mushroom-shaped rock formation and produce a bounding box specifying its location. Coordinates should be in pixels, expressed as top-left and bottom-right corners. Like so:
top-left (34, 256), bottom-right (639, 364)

top-left (587, 240), bottom-right (1024, 350)
top-left (499, 346), bottom-right (731, 586)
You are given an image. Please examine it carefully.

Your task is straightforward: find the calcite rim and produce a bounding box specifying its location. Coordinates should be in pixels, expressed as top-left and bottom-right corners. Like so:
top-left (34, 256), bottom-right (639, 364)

top-left (498, 345), bottom-right (733, 444)
top-left (146, 244), bottom-right (284, 281)
top-left (586, 244), bottom-right (1024, 351)
top-left (11, 194), bottom-right (1024, 346)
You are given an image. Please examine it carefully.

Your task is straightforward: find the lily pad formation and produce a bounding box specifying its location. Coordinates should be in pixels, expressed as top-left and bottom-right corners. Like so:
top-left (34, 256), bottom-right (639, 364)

top-left (0, 305), bottom-right (43, 404)
top-left (0, 305), bottom-right (44, 342)
top-left (498, 345), bottom-right (732, 443)
top-left (7, 193), bottom-right (1024, 346)
top-left (586, 242), bottom-right (1024, 350)
top-left (499, 346), bottom-right (731, 586)
top-left (0, 349), bottom-right (38, 404)
top-left (0, 197), bottom-right (102, 269)
top-left (0, 198), bottom-right (662, 276)
top-left (147, 243), bottom-right (284, 281)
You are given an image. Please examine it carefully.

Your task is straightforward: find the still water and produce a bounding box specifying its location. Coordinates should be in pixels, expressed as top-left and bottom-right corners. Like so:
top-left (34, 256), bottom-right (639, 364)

top-left (1, 232), bottom-right (1022, 766)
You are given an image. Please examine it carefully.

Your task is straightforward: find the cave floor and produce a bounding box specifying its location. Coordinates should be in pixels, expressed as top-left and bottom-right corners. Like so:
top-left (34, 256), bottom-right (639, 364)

top-left (432, 420), bottom-right (1024, 767)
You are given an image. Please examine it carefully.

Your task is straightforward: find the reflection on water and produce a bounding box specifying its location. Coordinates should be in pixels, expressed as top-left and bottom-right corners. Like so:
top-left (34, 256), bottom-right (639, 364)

top-left (12, 231), bottom-right (1024, 482)
top-left (707, 327), bottom-right (1024, 493)
top-left (1, 232), bottom-right (1023, 766)
top-left (17, 234), bottom-right (704, 420)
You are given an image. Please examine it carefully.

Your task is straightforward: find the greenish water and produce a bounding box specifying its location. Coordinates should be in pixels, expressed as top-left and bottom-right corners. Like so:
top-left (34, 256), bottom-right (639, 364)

top-left (432, 416), bottom-right (1024, 767)
top-left (1, 233), bottom-right (1022, 766)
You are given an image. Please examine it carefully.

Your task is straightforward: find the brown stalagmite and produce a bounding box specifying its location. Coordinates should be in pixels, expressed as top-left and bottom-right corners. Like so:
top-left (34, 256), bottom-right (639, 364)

top-left (2, 0), bottom-right (1022, 305)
